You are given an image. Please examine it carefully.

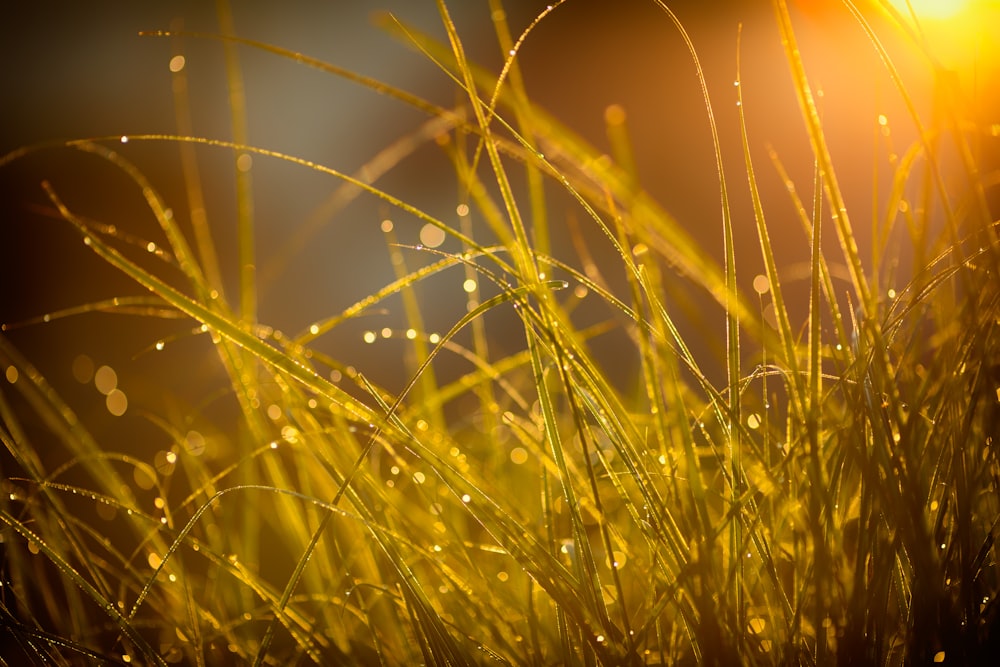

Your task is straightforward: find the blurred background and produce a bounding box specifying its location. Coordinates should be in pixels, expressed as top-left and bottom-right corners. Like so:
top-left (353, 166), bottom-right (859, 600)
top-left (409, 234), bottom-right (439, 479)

top-left (1, 0), bottom-right (998, 447)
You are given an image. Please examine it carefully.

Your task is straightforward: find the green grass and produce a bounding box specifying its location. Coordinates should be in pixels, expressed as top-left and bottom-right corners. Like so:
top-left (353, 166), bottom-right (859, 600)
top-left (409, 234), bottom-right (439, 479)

top-left (2, 0), bottom-right (999, 664)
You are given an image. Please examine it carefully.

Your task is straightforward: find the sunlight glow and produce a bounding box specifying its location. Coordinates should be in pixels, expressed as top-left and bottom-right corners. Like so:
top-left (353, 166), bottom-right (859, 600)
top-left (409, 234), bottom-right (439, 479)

top-left (887, 0), bottom-right (969, 19)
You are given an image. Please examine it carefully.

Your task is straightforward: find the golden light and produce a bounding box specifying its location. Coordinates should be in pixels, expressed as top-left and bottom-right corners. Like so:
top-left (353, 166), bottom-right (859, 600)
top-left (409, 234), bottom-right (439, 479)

top-left (881, 0), bottom-right (1000, 99)
top-left (886, 0), bottom-right (969, 19)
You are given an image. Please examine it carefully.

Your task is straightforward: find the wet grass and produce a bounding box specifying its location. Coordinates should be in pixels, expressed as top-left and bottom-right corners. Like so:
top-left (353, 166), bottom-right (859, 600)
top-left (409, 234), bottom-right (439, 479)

top-left (1, 0), bottom-right (999, 664)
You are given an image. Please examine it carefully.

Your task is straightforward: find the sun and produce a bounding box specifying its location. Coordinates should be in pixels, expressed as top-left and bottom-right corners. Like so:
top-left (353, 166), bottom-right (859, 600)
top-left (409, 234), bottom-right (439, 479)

top-left (885, 0), bottom-right (970, 20)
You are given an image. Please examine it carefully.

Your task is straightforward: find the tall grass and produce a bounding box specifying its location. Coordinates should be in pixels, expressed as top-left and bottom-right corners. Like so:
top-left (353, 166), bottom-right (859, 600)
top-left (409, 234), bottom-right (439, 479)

top-left (2, 0), bottom-right (998, 664)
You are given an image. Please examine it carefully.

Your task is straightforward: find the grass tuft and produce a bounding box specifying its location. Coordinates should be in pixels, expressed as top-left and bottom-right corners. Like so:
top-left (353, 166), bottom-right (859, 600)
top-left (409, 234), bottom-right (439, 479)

top-left (2, 1), bottom-right (998, 664)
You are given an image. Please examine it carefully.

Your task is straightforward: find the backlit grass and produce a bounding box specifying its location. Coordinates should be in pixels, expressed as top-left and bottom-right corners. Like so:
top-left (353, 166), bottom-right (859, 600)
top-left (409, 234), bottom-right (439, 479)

top-left (2, 1), bottom-right (999, 664)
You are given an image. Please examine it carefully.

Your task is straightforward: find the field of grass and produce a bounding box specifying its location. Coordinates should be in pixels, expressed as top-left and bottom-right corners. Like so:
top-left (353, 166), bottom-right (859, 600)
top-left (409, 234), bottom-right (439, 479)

top-left (1, 0), bottom-right (999, 664)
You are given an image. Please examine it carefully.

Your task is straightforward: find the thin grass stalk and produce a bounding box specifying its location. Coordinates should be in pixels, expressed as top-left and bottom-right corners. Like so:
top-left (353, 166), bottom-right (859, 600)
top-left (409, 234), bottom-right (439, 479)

top-left (168, 26), bottom-right (226, 299)
top-left (486, 0), bottom-right (553, 273)
top-left (736, 26), bottom-right (806, 424)
top-left (214, 0), bottom-right (256, 325)
top-left (380, 223), bottom-right (445, 431)
top-left (773, 0), bottom-right (873, 315)
top-left (807, 157), bottom-right (833, 663)
top-left (651, 3), bottom-right (743, 648)
top-left (435, 0), bottom-right (537, 287)
top-left (455, 175), bottom-right (502, 444)
top-left (765, 148), bottom-right (852, 353)
top-left (558, 356), bottom-right (636, 654)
